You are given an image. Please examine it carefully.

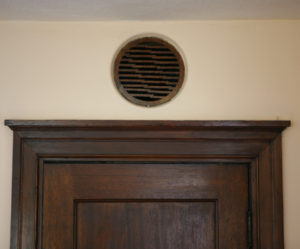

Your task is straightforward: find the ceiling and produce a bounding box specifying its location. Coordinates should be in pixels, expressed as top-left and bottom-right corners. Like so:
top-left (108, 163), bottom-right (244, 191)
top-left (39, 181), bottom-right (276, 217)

top-left (0, 0), bottom-right (300, 20)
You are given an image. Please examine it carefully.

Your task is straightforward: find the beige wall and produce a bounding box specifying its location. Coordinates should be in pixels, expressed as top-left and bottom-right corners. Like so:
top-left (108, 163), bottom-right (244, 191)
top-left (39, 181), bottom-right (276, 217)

top-left (0, 21), bottom-right (299, 248)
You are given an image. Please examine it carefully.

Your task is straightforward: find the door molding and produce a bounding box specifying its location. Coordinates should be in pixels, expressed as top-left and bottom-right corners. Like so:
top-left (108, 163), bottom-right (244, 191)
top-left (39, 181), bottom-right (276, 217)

top-left (5, 120), bottom-right (290, 249)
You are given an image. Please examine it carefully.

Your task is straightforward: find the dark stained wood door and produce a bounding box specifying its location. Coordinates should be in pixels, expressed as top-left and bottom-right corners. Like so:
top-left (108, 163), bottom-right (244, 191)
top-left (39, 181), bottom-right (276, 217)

top-left (6, 120), bottom-right (290, 249)
top-left (40, 162), bottom-right (249, 249)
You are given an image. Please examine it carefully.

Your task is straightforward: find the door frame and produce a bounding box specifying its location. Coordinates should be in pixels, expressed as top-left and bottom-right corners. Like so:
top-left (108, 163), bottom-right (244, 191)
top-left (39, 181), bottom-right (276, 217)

top-left (5, 120), bottom-right (290, 249)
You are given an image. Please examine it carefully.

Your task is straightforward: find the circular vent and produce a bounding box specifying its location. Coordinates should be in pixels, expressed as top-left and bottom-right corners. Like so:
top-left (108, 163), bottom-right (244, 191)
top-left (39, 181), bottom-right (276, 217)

top-left (113, 37), bottom-right (185, 107)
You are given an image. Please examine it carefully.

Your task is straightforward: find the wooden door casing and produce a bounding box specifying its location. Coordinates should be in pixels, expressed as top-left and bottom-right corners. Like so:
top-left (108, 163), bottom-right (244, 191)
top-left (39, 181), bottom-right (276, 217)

top-left (5, 120), bottom-right (290, 249)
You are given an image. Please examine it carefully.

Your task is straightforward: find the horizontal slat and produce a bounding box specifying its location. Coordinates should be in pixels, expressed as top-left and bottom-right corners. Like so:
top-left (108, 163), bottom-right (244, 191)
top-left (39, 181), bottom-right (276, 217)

top-left (124, 54), bottom-right (176, 59)
top-left (127, 51), bottom-right (175, 55)
top-left (119, 69), bottom-right (179, 76)
top-left (121, 82), bottom-right (176, 87)
top-left (131, 46), bottom-right (169, 51)
top-left (130, 93), bottom-right (164, 98)
top-left (125, 88), bottom-right (172, 94)
top-left (119, 74), bottom-right (179, 80)
top-left (119, 65), bottom-right (179, 70)
top-left (120, 79), bottom-right (177, 86)
top-left (120, 59), bottom-right (179, 66)
top-left (123, 57), bottom-right (177, 62)
top-left (122, 84), bottom-right (174, 90)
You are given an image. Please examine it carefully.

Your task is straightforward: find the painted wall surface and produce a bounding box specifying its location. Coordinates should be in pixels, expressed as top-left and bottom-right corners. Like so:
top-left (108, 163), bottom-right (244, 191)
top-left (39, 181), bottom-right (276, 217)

top-left (0, 21), bottom-right (299, 248)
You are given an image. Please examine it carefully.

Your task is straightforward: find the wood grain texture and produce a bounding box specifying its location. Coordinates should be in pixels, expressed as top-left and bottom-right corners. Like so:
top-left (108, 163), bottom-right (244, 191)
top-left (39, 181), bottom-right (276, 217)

top-left (5, 120), bottom-right (290, 249)
top-left (76, 201), bottom-right (215, 249)
top-left (271, 135), bottom-right (284, 249)
top-left (10, 133), bottom-right (21, 249)
top-left (42, 162), bottom-right (248, 249)
top-left (5, 120), bottom-right (291, 130)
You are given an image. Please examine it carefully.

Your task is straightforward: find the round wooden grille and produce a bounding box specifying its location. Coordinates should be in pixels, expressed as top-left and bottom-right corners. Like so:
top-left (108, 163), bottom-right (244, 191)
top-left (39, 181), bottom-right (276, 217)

top-left (113, 37), bottom-right (185, 106)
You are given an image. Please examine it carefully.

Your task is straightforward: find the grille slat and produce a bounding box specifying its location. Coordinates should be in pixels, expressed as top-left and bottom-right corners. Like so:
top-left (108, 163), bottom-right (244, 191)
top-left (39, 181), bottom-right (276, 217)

top-left (123, 57), bottom-right (178, 62)
top-left (119, 70), bottom-right (179, 77)
top-left (123, 83), bottom-right (174, 90)
top-left (125, 88), bottom-right (172, 94)
top-left (114, 37), bottom-right (185, 106)
top-left (124, 53), bottom-right (177, 61)
top-left (127, 51), bottom-right (176, 56)
top-left (121, 80), bottom-right (176, 88)
top-left (119, 74), bottom-right (179, 80)
top-left (121, 82), bottom-right (176, 87)
top-left (119, 65), bottom-right (180, 70)
top-left (120, 77), bottom-right (178, 82)
top-left (120, 59), bottom-right (180, 66)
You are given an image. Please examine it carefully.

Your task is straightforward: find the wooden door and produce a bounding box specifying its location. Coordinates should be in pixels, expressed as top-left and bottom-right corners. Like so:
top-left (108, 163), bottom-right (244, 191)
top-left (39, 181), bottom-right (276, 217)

top-left (41, 162), bottom-right (248, 249)
top-left (5, 120), bottom-right (290, 249)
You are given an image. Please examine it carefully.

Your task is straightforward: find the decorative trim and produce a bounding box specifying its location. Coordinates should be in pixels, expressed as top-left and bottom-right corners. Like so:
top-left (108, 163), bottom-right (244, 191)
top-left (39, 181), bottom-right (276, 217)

top-left (5, 120), bottom-right (290, 249)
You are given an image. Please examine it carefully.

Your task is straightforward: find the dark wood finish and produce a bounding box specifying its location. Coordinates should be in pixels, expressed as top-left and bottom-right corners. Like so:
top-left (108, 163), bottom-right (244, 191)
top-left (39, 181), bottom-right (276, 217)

top-left (5, 120), bottom-right (290, 249)
top-left (10, 133), bottom-right (21, 249)
top-left (113, 37), bottom-right (185, 106)
top-left (42, 162), bottom-right (248, 249)
top-left (5, 119), bottom-right (290, 130)
top-left (76, 202), bottom-right (216, 249)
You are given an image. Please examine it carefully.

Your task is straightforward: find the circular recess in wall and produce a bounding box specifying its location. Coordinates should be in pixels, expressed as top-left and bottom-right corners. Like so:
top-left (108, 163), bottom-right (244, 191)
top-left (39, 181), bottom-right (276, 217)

top-left (113, 36), bottom-right (185, 107)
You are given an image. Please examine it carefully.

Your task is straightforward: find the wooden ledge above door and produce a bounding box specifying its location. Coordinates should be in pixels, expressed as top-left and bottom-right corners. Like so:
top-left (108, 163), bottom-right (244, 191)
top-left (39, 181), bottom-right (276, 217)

top-left (5, 120), bottom-right (291, 143)
top-left (5, 119), bottom-right (291, 130)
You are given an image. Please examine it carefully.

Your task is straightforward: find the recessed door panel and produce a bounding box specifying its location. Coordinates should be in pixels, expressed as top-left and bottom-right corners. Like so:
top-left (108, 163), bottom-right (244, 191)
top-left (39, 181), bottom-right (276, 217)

top-left (76, 201), bottom-right (215, 249)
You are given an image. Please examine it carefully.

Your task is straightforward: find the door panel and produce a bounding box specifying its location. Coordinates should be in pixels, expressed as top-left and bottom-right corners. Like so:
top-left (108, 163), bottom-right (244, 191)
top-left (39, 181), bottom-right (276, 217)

top-left (77, 201), bottom-right (215, 249)
top-left (41, 162), bottom-right (248, 249)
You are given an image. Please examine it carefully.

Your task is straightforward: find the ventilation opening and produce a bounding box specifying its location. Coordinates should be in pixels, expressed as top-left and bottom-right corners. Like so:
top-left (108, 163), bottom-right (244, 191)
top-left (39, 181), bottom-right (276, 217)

top-left (113, 37), bottom-right (185, 107)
